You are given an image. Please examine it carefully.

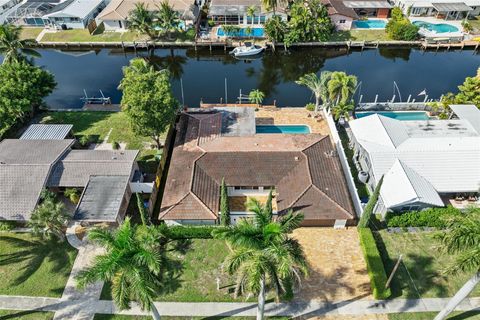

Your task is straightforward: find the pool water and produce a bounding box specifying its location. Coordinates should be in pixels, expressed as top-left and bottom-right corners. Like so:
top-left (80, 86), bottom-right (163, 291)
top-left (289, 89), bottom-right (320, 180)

top-left (217, 27), bottom-right (265, 37)
top-left (353, 19), bottom-right (387, 29)
top-left (412, 21), bottom-right (459, 33)
top-left (256, 125), bottom-right (311, 134)
top-left (356, 111), bottom-right (430, 121)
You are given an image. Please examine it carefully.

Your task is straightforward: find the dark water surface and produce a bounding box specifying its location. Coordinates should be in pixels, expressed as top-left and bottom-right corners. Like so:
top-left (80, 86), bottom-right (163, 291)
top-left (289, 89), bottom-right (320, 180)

top-left (26, 47), bottom-right (480, 108)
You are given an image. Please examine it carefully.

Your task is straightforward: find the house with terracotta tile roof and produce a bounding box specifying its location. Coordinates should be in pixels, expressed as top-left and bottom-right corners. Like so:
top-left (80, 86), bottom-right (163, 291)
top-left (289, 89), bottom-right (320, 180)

top-left (159, 107), bottom-right (356, 227)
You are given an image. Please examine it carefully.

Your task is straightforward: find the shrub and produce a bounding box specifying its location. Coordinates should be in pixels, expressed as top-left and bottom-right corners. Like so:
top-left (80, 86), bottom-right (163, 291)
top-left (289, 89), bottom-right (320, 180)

top-left (166, 225), bottom-right (228, 239)
top-left (0, 221), bottom-right (15, 231)
top-left (358, 176), bottom-right (383, 228)
top-left (386, 206), bottom-right (464, 228)
top-left (386, 7), bottom-right (419, 41)
top-left (79, 134), bottom-right (92, 147)
top-left (358, 227), bottom-right (391, 299)
top-left (64, 188), bottom-right (80, 204)
top-left (112, 141), bottom-right (120, 150)
top-left (305, 103), bottom-right (316, 111)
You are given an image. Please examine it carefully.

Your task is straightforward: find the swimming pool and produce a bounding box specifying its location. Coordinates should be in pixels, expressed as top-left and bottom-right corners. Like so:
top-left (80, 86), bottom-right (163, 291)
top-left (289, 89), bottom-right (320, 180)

top-left (256, 125), bottom-right (311, 134)
top-left (356, 111), bottom-right (430, 121)
top-left (217, 27), bottom-right (265, 37)
top-left (353, 19), bottom-right (387, 29)
top-left (412, 21), bottom-right (459, 33)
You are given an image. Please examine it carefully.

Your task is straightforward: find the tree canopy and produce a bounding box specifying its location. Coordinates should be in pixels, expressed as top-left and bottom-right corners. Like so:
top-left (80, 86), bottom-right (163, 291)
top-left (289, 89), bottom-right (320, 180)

top-left (285, 0), bottom-right (333, 44)
top-left (120, 58), bottom-right (179, 148)
top-left (0, 24), bottom-right (40, 64)
top-left (385, 7), bottom-right (419, 41)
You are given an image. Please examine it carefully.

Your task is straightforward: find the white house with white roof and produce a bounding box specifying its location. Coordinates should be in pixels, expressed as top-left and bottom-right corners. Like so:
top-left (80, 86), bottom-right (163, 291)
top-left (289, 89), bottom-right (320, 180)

top-left (392, 0), bottom-right (480, 19)
top-left (348, 105), bottom-right (480, 214)
top-left (42, 0), bottom-right (106, 29)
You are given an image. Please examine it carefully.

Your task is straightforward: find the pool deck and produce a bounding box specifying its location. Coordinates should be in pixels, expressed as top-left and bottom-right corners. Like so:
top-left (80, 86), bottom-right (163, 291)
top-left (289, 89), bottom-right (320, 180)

top-left (255, 107), bottom-right (330, 136)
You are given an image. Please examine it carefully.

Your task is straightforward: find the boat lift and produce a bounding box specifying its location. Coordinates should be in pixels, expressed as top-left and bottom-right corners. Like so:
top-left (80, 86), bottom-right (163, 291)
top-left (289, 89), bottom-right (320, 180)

top-left (81, 89), bottom-right (112, 105)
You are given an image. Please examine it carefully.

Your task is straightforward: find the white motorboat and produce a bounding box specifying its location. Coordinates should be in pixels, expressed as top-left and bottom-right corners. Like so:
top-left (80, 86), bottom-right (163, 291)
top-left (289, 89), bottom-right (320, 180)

top-left (230, 42), bottom-right (265, 57)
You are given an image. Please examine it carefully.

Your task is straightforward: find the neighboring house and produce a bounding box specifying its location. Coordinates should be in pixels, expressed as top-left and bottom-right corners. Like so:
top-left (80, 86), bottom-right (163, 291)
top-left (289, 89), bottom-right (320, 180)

top-left (0, 0), bottom-right (23, 23)
top-left (322, 0), bottom-right (358, 30)
top-left (348, 105), bottom-right (480, 215)
top-left (42, 0), bottom-right (106, 29)
top-left (322, 0), bottom-right (392, 30)
top-left (159, 107), bottom-right (356, 227)
top-left (5, 0), bottom-right (61, 26)
top-left (97, 0), bottom-right (200, 31)
top-left (208, 0), bottom-right (287, 26)
top-left (0, 132), bottom-right (143, 224)
top-left (392, 0), bottom-right (480, 19)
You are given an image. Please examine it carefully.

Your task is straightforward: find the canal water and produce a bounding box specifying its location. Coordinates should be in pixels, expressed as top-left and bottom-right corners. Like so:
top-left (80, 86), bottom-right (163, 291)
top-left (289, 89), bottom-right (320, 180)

top-left (18, 47), bottom-right (480, 108)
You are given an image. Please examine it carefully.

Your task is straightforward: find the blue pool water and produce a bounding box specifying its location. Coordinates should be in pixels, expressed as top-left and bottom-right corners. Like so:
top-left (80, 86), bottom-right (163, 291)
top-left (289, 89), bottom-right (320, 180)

top-left (217, 27), bottom-right (265, 37)
top-left (356, 111), bottom-right (430, 121)
top-left (256, 125), bottom-right (311, 134)
top-left (412, 21), bottom-right (459, 33)
top-left (353, 19), bottom-right (387, 29)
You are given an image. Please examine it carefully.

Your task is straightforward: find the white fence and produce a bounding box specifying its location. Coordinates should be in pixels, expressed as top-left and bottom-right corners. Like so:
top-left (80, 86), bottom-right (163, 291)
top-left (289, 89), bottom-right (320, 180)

top-left (323, 109), bottom-right (364, 217)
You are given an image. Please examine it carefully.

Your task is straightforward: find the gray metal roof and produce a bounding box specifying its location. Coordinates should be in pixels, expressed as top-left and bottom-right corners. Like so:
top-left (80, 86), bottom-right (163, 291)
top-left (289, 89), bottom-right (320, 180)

top-left (74, 175), bottom-right (129, 222)
top-left (450, 104), bottom-right (480, 135)
top-left (432, 2), bottom-right (472, 11)
top-left (0, 139), bottom-right (74, 164)
top-left (20, 124), bottom-right (73, 140)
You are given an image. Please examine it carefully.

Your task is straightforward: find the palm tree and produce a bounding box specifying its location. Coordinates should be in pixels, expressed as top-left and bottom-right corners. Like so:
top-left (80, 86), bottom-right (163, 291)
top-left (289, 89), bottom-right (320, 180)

top-left (247, 5), bottom-right (257, 25)
top-left (295, 71), bottom-right (332, 112)
top-left (156, 1), bottom-right (180, 40)
top-left (76, 218), bottom-right (169, 320)
top-left (249, 89), bottom-right (265, 106)
top-left (0, 24), bottom-right (40, 64)
top-left (262, 0), bottom-right (284, 15)
top-left (128, 3), bottom-right (156, 39)
top-left (64, 188), bottom-right (80, 205)
top-left (434, 208), bottom-right (480, 320)
top-left (327, 71), bottom-right (358, 106)
top-left (28, 196), bottom-right (69, 241)
top-left (331, 101), bottom-right (354, 121)
top-left (213, 192), bottom-right (308, 320)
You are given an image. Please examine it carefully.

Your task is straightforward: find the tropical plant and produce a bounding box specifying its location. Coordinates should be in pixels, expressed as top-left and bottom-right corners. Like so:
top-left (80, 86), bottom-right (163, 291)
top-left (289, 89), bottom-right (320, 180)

top-left (64, 188), bottom-right (80, 205)
top-left (462, 20), bottom-right (473, 33)
top-left (331, 101), bottom-right (354, 121)
top-left (128, 3), bottom-right (156, 39)
top-left (213, 191), bottom-right (308, 320)
top-left (247, 5), bottom-right (257, 25)
top-left (28, 193), bottom-right (69, 241)
top-left (221, 25), bottom-right (240, 43)
top-left (327, 71), bottom-right (357, 105)
top-left (0, 24), bottom-right (40, 65)
top-left (357, 177), bottom-right (383, 228)
top-left (136, 192), bottom-right (150, 226)
top-left (156, 1), bottom-right (180, 39)
top-left (248, 89), bottom-right (265, 105)
top-left (385, 7), bottom-right (419, 41)
top-left (296, 71), bottom-right (332, 112)
top-left (262, 0), bottom-right (284, 15)
top-left (264, 15), bottom-right (288, 49)
top-left (456, 67), bottom-right (480, 107)
top-left (120, 58), bottom-right (179, 149)
top-left (76, 218), bottom-right (171, 320)
top-left (112, 141), bottom-right (121, 150)
top-left (220, 178), bottom-right (230, 226)
top-left (434, 208), bottom-right (480, 320)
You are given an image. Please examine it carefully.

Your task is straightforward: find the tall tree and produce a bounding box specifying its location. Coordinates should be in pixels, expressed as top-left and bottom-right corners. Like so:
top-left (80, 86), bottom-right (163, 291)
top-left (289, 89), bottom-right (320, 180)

top-left (456, 67), bottom-right (480, 107)
top-left (220, 178), bottom-right (230, 226)
top-left (0, 24), bottom-right (40, 64)
top-left (136, 193), bottom-right (150, 226)
top-left (327, 71), bottom-right (357, 105)
top-left (120, 58), bottom-right (179, 149)
top-left (28, 193), bottom-right (69, 241)
top-left (264, 15), bottom-right (287, 50)
top-left (296, 71), bottom-right (332, 112)
top-left (76, 218), bottom-right (171, 320)
top-left (247, 6), bottom-right (257, 25)
top-left (213, 198), bottom-right (308, 320)
top-left (285, 0), bottom-right (333, 44)
top-left (156, 1), bottom-right (180, 40)
top-left (434, 208), bottom-right (480, 320)
top-left (128, 3), bottom-right (156, 39)
top-left (331, 101), bottom-right (354, 121)
top-left (262, 0), bottom-right (284, 15)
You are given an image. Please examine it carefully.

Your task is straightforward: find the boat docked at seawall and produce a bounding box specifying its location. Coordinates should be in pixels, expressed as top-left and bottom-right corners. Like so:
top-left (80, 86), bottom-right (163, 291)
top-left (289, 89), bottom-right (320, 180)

top-left (230, 42), bottom-right (265, 57)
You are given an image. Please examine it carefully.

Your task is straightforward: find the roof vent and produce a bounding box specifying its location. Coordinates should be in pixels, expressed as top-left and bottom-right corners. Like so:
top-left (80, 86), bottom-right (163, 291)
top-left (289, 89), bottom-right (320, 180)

top-left (112, 156), bottom-right (117, 160)
top-left (254, 143), bottom-right (259, 146)
top-left (294, 156), bottom-right (299, 161)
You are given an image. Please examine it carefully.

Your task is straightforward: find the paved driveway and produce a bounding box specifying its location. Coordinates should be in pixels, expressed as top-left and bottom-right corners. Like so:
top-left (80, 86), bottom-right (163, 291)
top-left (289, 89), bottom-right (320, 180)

top-left (292, 228), bottom-right (372, 303)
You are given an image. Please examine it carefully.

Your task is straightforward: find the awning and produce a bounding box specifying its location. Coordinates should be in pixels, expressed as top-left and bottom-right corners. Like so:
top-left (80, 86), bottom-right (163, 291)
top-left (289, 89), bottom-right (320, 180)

top-left (343, 0), bottom-right (393, 8)
top-left (432, 2), bottom-right (473, 11)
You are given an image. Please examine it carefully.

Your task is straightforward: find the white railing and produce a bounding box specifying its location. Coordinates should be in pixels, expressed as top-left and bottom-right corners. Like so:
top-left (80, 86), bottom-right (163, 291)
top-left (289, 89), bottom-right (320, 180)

top-left (323, 109), bottom-right (364, 217)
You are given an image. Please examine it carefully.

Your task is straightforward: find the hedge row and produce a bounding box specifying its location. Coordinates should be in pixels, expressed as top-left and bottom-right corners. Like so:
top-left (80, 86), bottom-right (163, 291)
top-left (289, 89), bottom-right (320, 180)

top-left (386, 206), bottom-right (464, 228)
top-left (166, 225), bottom-right (228, 239)
top-left (358, 227), bottom-right (391, 300)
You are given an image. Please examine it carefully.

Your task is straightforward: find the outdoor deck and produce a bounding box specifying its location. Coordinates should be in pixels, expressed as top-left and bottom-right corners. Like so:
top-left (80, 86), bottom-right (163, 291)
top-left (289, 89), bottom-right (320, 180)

top-left (255, 107), bottom-right (330, 135)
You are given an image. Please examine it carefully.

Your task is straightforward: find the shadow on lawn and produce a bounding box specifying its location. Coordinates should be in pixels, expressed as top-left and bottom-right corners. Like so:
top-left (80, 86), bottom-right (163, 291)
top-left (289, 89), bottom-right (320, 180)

top-left (0, 309), bottom-right (53, 320)
top-left (0, 235), bottom-right (74, 291)
top-left (373, 232), bottom-right (449, 299)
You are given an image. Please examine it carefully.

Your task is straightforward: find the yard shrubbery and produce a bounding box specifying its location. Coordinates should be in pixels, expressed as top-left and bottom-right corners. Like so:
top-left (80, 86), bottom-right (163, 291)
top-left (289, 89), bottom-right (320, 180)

top-left (386, 206), bottom-right (466, 228)
top-left (358, 227), bottom-right (391, 300)
top-left (386, 7), bottom-right (419, 41)
top-left (166, 225), bottom-right (228, 239)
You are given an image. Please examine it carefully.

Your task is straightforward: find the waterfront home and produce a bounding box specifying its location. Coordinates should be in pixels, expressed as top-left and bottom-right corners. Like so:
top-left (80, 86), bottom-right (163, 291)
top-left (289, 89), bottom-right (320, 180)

top-left (0, 0), bottom-right (22, 23)
top-left (159, 107), bottom-right (355, 227)
top-left (348, 105), bottom-right (480, 215)
top-left (0, 129), bottom-right (147, 224)
top-left (42, 0), bottom-right (106, 29)
top-left (392, 0), bottom-right (480, 19)
top-left (97, 0), bottom-right (200, 31)
top-left (5, 0), bottom-right (60, 26)
top-left (207, 0), bottom-right (287, 26)
top-left (322, 0), bottom-right (392, 30)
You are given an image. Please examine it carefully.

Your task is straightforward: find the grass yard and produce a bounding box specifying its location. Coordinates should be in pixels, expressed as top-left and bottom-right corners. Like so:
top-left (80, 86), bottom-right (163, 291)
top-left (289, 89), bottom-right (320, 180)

top-left (375, 230), bottom-right (480, 299)
top-left (41, 29), bottom-right (141, 42)
top-left (388, 311), bottom-right (480, 319)
top-left (330, 30), bottom-right (390, 42)
top-left (94, 316), bottom-right (288, 320)
top-left (0, 233), bottom-right (77, 297)
top-left (20, 27), bottom-right (43, 40)
top-left (101, 239), bottom-right (244, 302)
top-left (0, 310), bottom-right (54, 319)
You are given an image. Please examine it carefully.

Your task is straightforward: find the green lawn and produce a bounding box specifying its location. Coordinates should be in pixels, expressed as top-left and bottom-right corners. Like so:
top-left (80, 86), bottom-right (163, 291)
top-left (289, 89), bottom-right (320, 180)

top-left (20, 27), bottom-right (43, 41)
top-left (41, 29), bottom-right (141, 42)
top-left (0, 310), bottom-right (54, 319)
top-left (388, 311), bottom-right (480, 320)
top-left (375, 230), bottom-right (480, 299)
top-left (101, 239), bottom-right (245, 302)
top-left (330, 29), bottom-right (390, 42)
top-left (469, 17), bottom-right (480, 34)
top-left (0, 233), bottom-right (77, 297)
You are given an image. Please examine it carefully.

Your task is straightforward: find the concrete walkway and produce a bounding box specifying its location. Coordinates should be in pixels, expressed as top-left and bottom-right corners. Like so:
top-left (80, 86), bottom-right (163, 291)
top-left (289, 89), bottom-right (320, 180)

top-left (0, 295), bottom-right (478, 317)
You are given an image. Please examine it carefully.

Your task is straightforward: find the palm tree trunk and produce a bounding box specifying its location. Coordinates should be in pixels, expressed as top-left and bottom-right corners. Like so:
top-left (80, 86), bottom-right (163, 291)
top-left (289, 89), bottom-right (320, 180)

top-left (315, 95), bottom-right (321, 112)
top-left (257, 277), bottom-right (266, 320)
top-left (434, 271), bottom-right (480, 320)
top-left (151, 303), bottom-right (161, 320)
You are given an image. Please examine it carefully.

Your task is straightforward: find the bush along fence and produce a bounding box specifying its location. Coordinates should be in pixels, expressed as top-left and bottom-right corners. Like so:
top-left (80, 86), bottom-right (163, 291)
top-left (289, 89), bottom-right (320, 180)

top-left (166, 225), bottom-right (228, 239)
top-left (386, 206), bottom-right (468, 228)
